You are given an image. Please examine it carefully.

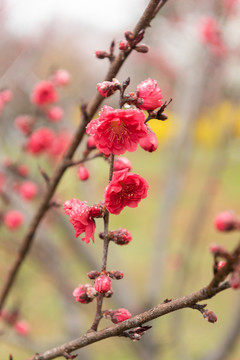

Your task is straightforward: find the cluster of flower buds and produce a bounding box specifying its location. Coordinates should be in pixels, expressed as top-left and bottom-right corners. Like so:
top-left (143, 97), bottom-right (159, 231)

top-left (103, 308), bottom-right (131, 324)
top-left (198, 16), bottom-right (226, 57)
top-left (88, 270), bottom-right (123, 280)
top-left (99, 228), bottom-right (132, 246)
top-left (72, 284), bottom-right (97, 304)
top-left (119, 29), bottom-right (149, 54)
top-left (2, 158), bottom-right (29, 179)
top-left (12, 69), bottom-right (71, 164)
top-left (209, 209), bottom-right (240, 289)
top-left (97, 78), bottom-right (120, 97)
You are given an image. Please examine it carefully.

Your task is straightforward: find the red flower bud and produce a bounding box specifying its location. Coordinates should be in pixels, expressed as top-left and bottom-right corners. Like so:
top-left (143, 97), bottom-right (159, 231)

top-left (139, 126), bottom-right (158, 152)
top-left (230, 264), bottom-right (240, 289)
top-left (217, 260), bottom-right (226, 270)
top-left (94, 275), bottom-right (111, 294)
top-left (108, 228), bottom-right (132, 245)
top-left (214, 211), bottom-right (237, 232)
top-left (103, 308), bottom-right (131, 323)
top-left (14, 320), bottom-right (30, 336)
top-left (77, 165), bottom-right (89, 181)
top-left (47, 106), bottom-right (64, 122)
top-left (72, 284), bottom-right (97, 304)
top-left (95, 51), bottom-right (109, 59)
top-left (119, 41), bottom-right (130, 51)
top-left (89, 203), bottom-right (104, 218)
top-left (4, 210), bottom-right (24, 230)
top-left (113, 157), bottom-right (132, 172)
top-left (87, 136), bottom-right (96, 150)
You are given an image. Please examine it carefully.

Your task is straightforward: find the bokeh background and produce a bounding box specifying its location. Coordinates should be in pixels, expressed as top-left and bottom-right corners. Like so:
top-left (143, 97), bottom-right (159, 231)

top-left (1, 0), bottom-right (240, 359)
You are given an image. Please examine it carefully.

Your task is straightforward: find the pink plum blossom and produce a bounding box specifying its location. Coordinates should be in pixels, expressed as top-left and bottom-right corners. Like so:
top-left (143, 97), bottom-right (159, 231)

top-left (136, 79), bottom-right (163, 111)
top-left (63, 199), bottom-right (95, 243)
top-left (104, 169), bottom-right (148, 214)
top-left (86, 106), bottom-right (147, 155)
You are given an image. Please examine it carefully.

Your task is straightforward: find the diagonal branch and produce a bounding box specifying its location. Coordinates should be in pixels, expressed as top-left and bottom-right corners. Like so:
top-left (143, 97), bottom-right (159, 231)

top-left (0, 0), bottom-right (169, 311)
top-left (26, 281), bottom-right (230, 360)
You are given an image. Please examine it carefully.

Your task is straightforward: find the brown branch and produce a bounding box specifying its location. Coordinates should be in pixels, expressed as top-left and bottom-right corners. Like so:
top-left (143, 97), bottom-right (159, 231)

top-left (0, 0), bottom-right (168, 311)
top-left (26, 281), bottom-right (230, 360)
top-left (207, 243), bottom-right (240, 292)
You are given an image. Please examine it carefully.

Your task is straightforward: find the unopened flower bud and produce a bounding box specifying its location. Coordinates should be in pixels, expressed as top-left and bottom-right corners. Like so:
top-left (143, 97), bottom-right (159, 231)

top-left (19, 181), bottom-right (38, 200)
top-left (14, 115), bottom-right (34, 135)
top-left (89, 203), bottom-right (104, 218)
top-left (103, 308), bottom-right (131, 323)
top-left (4, 210), bottom-right (24, 230)
top-left (95, 51), bottom-right (109, 59)
top-left (52, 69), bottom-right (71, 86)
top-left (135, 44), bottom-right (149, 53)
top-left (230, 264), bottom-right (240, 289)
top-left (14, 320), bottom-right (30, 336)
top-left (72, 284), bottom-right (96, 304)
top-left (47, 106), bottom-right (64, 122)
top-left (88, 270), bottom-right (100, 279)
top-left (109, 270), bottom-right (124, 280)
top-left (119, 41), bottom-right (130, 51)
top-left (209, 243), bottom-right (227, 255)
top-left (217, 260), bottom-right (226, 270)
top-left (124, 30), bottom-right (134, 42)
top-left (87, 136), bottom-right (96, 150)
top-left (204, 309), bottom-right (217, 323)
top-left (105, 288), bottom-right (114, 298)
top-left (96, 80), bottom-right (120, 97)
top-left (77, 165), bottom-right (89, 181)
top-left (139, 125), bottom-right (158, 152)
top-left (157, 112), bottom-right (168, 121)
top-left (1, 89), bottom-right (13, 103)
top-left (214, 211), bottom-right (237, 232)
top-left (113, 157), bottom-right (132, 172)
top-left (94, 275), bottom-right (111, 294)
top-left (108, 228), bottom-right (132, 245)
top-left (17, 164), bottom-right (29, 177)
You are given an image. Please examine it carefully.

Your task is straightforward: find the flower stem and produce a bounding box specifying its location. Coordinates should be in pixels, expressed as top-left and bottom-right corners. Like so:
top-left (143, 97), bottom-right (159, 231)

top-left (102, 154), bottom-right (114, 271)
top-left (91, 154), bottom-right (114, 331)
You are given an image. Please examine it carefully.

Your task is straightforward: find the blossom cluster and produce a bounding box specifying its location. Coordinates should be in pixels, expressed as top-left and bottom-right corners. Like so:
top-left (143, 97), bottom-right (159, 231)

top-left (1, 69), bottom-right (72, 234)
top-left (64, 78), bottom-right (164, 243)
top-left (62, 77), bottom-right (165, 326)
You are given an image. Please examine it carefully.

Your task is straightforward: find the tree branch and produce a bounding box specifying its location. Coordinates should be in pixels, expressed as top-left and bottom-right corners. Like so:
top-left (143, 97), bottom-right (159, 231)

top-left (26, 281), bottom-right (230, 360)
top-left (0, 0), bottom-right (169, 311)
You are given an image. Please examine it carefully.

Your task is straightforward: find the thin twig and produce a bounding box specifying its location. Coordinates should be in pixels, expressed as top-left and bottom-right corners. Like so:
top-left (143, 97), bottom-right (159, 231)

top-left (0, 0), bottom-right (168, 311)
